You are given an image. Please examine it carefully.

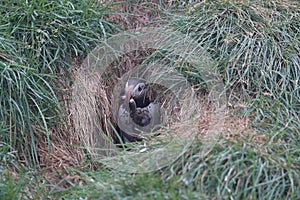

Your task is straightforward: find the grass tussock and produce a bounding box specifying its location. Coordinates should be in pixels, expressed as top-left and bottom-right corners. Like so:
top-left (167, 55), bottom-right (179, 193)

top-left (170, 0), bottom-right (300, 141)
top-left (0, 0), bottom-right (114, 166)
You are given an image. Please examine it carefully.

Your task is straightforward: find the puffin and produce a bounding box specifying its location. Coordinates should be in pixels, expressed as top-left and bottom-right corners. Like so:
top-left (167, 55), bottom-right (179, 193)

top-left (117, 78), bottom-right (161, 143)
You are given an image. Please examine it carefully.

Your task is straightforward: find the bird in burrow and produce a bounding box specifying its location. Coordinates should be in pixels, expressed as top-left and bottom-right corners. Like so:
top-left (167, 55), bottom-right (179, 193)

top-left (117, 78), bottom-right (161, 142)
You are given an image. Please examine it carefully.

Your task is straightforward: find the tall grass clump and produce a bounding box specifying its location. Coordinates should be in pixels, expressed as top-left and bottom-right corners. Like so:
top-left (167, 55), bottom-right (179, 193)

top-left (0, 0), bottom-right (114, 166)
top-left (170, 0), bottom-right (300, 141)
top-left (155, 0), bottom-right (300, 198)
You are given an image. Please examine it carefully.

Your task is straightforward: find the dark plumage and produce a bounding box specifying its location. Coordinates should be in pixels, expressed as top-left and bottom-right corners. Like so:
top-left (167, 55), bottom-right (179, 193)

top-left (129, 99), bottom-right (151, 127)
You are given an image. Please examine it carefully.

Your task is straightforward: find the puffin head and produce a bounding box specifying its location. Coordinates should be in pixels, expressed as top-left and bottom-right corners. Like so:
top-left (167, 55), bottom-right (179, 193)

top-left (123, 82), bottom-right (146, 107)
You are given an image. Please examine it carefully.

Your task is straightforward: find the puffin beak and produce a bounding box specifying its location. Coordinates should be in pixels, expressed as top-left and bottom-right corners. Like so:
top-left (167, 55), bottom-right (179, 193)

top-left (123, 85), bottom-right (133, 107)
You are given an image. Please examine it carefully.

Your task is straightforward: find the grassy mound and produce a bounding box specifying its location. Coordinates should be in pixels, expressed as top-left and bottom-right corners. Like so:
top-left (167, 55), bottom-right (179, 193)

top-left (0, 0), bottom-right (114, 198)
top-left (0, 0), bottom-right (114, 165)
top-left (170, 0), bottom-right (300, 140)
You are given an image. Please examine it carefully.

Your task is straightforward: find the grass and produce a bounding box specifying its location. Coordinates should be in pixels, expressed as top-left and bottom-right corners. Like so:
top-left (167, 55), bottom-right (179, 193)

top-left (56, 139), bottom-right (300, 199)
top-left (0, 0), bottom-right (115, 165)
top-left (1, 0), bottom-right (300, 199)
top-left (170, 0), bottom-right (300, 140)
top-left (0, 0), bottom-right (115, 198)
top-left (53, 166), bottom-right (208, 200)
top-left (0, 142), bottom-right (49, 199)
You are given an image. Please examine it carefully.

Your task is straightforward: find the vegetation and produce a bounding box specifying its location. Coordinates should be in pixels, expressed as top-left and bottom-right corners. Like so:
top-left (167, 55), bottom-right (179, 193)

top-left (0, 0), bottom-right (114, 165)
top-left (1, 0), bottom-right (299, 199)
top-left (1, 0), bottom-right (114, 197)
top-left (171, 0), bottom-right (300, 140)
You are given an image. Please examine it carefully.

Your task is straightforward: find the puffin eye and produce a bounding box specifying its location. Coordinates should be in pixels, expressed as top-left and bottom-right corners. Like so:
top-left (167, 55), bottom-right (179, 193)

top-left (138, 85), bottom-right (143, 92)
